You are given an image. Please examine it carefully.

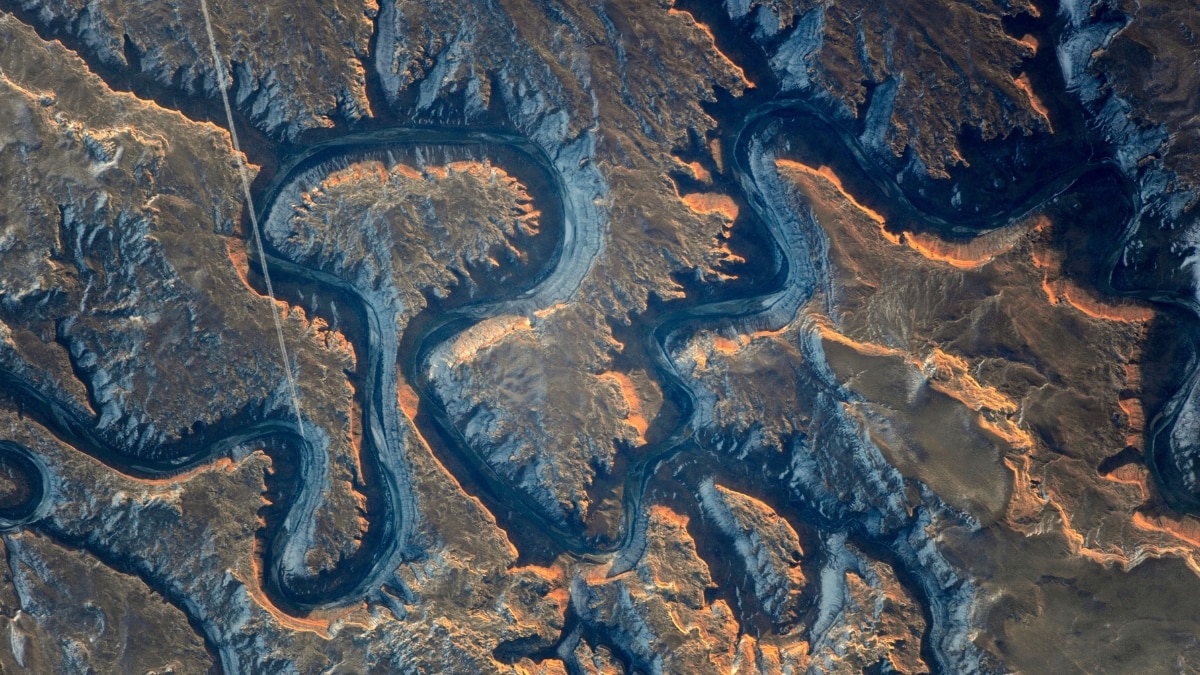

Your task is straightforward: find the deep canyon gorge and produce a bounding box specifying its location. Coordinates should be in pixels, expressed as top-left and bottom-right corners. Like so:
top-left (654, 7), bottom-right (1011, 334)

top-left (0, 0), bottom-right (1198, 672)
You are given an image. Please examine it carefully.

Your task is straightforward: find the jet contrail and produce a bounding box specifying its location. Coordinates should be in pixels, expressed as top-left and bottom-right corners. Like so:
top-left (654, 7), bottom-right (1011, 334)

top-left (200, 0), bottom-right (306, 440)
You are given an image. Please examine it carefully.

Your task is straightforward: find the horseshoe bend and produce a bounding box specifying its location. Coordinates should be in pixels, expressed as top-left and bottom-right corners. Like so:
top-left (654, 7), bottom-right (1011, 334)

top-left (1, 0), bottom-right (1200, 672)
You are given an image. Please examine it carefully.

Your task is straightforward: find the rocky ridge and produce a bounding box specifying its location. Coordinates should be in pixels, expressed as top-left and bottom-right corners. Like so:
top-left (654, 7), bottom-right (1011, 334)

top-left (1, 0), bottom-right (1200, 672)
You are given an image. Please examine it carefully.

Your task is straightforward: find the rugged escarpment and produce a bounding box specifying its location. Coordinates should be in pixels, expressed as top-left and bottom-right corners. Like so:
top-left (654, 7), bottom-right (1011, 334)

top-left (697, 479), bottom-right (805, 625)
top-left (1067, 0), bottom-right (1200, 534)
top-left (7, 0), bottom-right (376, 139)
top-left (0, 11), bottom-right (391, 607)
top-left (714, 0), bottom-right (1048, 176)
top-left (1, 0), bottom-right (1200, 672)
top-left (1093, 0), bottom-right (1200, 192)
top-left (0, 532), bottom-right (213, 673)
top-left (773, 144), bottom-right (1200, 669)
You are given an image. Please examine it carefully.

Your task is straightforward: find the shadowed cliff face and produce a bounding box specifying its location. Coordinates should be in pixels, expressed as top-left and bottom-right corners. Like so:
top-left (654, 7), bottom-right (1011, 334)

top-left (721, 0), bottom-right (1049, 175)
top-left (1097, 0), bottom-right (1200, 190)
top-left (7, 0), bottom-right (377, 139)
top-left (0, 0), bottom-right (1199, 672)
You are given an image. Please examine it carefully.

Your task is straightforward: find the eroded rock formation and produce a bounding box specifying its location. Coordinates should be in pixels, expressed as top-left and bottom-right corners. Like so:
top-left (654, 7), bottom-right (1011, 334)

top-left (0, 0), bottom-right (1199, 672)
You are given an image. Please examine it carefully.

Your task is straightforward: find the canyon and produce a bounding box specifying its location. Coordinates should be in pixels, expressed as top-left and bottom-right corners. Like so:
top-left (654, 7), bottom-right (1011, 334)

top-left (0, 0), bottom-right (1198, 672)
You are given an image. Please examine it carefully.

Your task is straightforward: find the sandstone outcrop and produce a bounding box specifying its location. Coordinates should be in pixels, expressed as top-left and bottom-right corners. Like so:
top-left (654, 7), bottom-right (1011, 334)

top-left (1, 0), bottom-right (1199, 671)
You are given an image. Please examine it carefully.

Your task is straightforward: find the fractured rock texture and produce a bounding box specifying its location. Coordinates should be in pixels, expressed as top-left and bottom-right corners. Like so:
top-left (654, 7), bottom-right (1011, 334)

top-left (0, 0), bottom-right (1199, 672)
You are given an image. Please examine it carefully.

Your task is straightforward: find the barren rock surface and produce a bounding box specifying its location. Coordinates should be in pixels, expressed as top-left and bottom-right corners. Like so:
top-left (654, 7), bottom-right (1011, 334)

top-left (1, 0), bottom-right (1199, 672)
top-left (10, 0), bottom-right (376, 138)
top-left (0, 532), bottom-right (212, 673)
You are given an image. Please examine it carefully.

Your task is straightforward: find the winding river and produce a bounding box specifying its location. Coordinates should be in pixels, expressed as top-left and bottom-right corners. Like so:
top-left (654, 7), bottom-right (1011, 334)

top-left (1, 88), bottom-right (1197, 671)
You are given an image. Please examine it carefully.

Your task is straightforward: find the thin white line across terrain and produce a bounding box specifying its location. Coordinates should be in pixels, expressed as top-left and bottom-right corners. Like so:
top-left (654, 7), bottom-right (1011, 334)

top-left (199, 0), bottom-right (307, 440)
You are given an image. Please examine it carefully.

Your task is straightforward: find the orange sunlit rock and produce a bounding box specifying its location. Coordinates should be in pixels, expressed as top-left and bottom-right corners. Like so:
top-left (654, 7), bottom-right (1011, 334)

top-left (712, 336), bottom-right (741, 354)
top-left (1119, 397), bottom-right (1146, 449)
top-left (1131, 512), bottom-right (1200, 573)
top-left (816, 322), bottom-right (911, 360)
top-left (781, 153), bottom-right (1194, 583)
top-left (236, 460), bottom-right (374, 638)
top-left (729, 634), bottom-right (811, 674)
top-left (533, 303), bottom-right (569, 319)
top-left (1014, 73), bottom-right (1053, 130)
top-left (1059, 284), bottom-right (1154, 323)
top-left (672, 154), bottom-right (713, 184)
top-left (667, 9), bottom-right (752, 88)
top-left (236, 553), bottom-right (370, 638)
top-left (598, 371), bottom-right (650, 444)
top-left (1032, 235), bottom-right (1154, 323)
top-left (902, 215), bottom-right (1043, 268)
top-left (1002, 455), bottom-right (1046, 532)
top-left (396, 382), bottom-right (421, 422)
top-left (571, 504), bottom-right (758, 670)
top-left (680, 192), bottom-right (740, 222)
top-left (709, 138), bottom-right (724, 174)
top-left (1102, 463), bottom-right (1150, 501)
top-left (226, 238), bottom-right (257, 295)
top-left (775, 160), bottom-right (894, 241)
top-left (922, 349), bottom-right (1032, 448)
top-left (442, 315), bottom-right (534, 368)
top-left (128, 456), bottom-right (238, 487)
